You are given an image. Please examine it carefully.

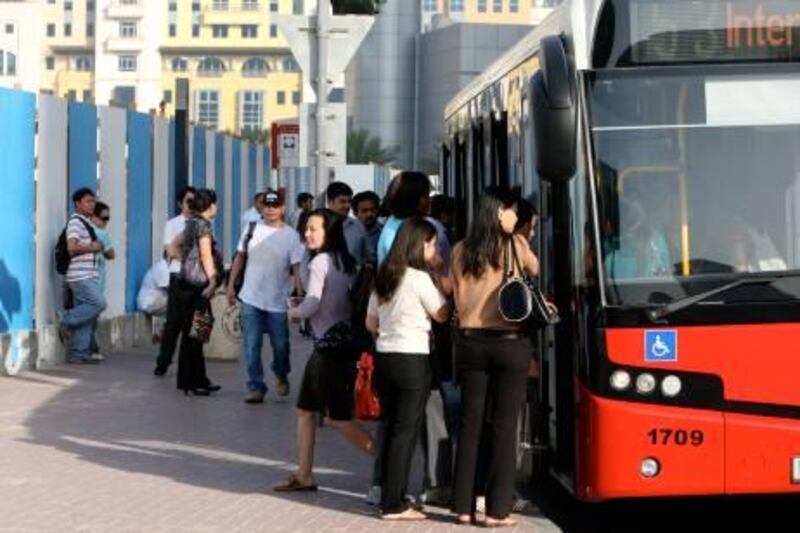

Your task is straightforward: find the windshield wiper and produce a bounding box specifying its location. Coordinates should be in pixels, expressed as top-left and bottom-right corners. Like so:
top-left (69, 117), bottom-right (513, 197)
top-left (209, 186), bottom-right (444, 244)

top-left (648, 276), bottom-right (779, 321)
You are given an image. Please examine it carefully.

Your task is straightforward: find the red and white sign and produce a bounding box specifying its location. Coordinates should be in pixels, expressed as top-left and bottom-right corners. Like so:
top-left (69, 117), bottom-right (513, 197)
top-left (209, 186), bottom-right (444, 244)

top-left (271, 122), bottom-right (300, 169)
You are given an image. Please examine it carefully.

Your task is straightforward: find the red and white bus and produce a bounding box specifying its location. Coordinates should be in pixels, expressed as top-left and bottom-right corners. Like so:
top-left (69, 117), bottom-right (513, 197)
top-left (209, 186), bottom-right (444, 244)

top-left (442, 0), bottom-right (800, 501)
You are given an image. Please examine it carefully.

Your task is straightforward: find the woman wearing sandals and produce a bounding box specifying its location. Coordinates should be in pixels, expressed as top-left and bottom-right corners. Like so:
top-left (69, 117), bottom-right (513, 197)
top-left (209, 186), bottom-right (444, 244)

top-left (450, 186), bottom-right (544, 527)
top-left (366, 217), bottom-right (449, 521)
top-left (275, 208), bottom-right (374, 492)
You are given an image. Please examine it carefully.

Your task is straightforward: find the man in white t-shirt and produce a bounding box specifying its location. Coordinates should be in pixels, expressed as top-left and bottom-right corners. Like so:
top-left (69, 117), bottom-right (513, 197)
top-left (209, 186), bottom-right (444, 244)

top-left (154, 186), bottom-right (196, 376)
top-left (227, 189), bottom-right (305, 404)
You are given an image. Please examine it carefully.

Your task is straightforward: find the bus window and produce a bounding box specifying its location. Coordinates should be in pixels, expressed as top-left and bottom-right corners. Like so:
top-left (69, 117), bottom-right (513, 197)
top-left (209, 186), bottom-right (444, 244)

top-left (589, 68), bottom-right (800, 306)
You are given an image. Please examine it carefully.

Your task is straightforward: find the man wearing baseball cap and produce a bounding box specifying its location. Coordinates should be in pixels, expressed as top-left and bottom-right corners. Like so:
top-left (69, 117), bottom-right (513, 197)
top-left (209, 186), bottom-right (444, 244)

top-left (228, 189), bottom-right (305, 403)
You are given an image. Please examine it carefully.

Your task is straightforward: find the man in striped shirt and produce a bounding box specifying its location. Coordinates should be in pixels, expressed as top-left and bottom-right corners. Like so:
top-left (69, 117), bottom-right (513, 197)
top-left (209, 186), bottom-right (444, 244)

top-left (60, 188), bottom-right (107, 364)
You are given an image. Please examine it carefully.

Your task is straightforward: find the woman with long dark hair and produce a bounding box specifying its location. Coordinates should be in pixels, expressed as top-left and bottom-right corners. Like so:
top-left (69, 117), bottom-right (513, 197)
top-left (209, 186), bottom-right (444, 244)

top-left (366, 217), bottom-right (449, 521)
top-left (275, 208), bottom-right (374, 492)
top-left (169, 188), bottom-right (222, 396)
top-left (450, 186), bottom-right (542, 527)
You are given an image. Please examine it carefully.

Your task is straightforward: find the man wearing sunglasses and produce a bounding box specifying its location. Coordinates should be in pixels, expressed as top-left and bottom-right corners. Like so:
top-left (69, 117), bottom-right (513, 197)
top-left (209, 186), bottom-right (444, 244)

top-left (154, 186), bottom-right (196, 376)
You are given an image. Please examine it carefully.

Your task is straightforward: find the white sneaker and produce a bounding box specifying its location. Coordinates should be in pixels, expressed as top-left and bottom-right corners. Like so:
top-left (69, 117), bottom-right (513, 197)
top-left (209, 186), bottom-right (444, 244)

top-left (476, 496), bottom-right (486, 514)
top-left (90, 353), bottom-right (105, 362)
top-left (365, 485), bottom-right (381, 506)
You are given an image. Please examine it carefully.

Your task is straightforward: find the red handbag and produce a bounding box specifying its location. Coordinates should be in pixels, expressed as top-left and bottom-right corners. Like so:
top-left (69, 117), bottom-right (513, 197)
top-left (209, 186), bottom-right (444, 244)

top-left (354, 352), bottom-right (382, 421)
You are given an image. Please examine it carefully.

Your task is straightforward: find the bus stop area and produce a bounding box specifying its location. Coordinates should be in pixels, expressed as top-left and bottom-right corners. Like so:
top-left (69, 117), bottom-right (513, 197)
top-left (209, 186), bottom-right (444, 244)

top-left (0, 329), bottom-right (558, 532)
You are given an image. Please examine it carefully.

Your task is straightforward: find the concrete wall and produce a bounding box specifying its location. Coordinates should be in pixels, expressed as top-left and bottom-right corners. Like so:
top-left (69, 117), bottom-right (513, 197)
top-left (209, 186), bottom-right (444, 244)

top-left (415, 22), bottom-right (530, 171)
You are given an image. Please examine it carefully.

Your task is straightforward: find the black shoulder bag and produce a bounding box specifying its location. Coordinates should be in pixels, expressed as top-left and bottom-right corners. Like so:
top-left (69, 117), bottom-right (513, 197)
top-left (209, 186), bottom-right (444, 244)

top-left (497, 239), bottom-right (559, 327)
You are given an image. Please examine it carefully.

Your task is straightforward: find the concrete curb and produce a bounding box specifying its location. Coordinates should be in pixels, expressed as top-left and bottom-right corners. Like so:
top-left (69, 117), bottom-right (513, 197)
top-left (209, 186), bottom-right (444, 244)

top-left (1, 310), bottom-right (242, 377)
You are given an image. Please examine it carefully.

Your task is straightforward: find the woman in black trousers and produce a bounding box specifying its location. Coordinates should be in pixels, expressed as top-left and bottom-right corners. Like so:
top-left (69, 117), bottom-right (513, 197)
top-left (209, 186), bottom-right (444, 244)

top-left (366, 217), bottom-right (449, 521)
top-left (168, 188), bottom-right (221, 396)
top-left (450, 187), bottom-right (544, 527)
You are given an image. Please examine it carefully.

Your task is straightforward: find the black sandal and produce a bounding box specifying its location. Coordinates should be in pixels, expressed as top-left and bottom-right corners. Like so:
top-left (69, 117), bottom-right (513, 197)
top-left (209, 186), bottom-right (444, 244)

top-left (274, 475), bottom-right (318, 492)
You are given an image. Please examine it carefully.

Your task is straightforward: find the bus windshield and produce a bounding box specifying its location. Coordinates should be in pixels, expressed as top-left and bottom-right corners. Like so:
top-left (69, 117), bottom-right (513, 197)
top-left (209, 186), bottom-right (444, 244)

top-left (589, 67), bottom-right (800, 307)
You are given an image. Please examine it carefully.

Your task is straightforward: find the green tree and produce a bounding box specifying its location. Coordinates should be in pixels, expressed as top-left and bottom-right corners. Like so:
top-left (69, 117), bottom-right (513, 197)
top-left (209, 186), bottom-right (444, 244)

top-left (347, 128), bottom-right (401, 165)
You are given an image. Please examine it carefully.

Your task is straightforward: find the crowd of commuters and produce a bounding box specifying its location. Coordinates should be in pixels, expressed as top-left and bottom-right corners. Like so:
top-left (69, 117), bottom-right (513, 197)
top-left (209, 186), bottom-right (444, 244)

top-left (56, 172), bottom-right (545, 526)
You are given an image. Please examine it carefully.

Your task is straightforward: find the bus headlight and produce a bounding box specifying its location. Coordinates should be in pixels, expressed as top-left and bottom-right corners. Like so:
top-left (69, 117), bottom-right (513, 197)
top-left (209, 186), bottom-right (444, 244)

top-left (641, 457), bottom-right (661, 478)
top-left (610, 370), bottom-right (631, 391)
top-left (636, 373), bottom-right (657, 395)
top-left (661, 375), bottom-right (682, 397)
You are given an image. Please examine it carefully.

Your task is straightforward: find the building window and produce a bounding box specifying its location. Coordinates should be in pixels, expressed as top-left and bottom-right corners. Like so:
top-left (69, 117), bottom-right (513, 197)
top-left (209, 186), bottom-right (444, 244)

top-left (46, 56), bottom-right (55, 70)
top-left (269, 24), bottom-right (277, 38)
top-left (198, 56), bottom-right (226, 76)
top-left (67, 90), bottom-right (77, 101)
top-left (423, 0), bottom-right (437, 12)
top-left (282, 57), bottom-right (299, 72)
top-left (2, 52), bottom-right (16, 76)
top-left (212, 0), bottom-right (229, 9)
top-left (243, 0), bottom-right (259, 10)
top-left (87, 23), bottom-right (94, 37)
top-left (87, 1), bottom-right (95, 11)
top-left (509, 0), bottom-right (518, 11)
top-left (196, 90), bottom-right (219, 129)
top-left (76, 56), bottom-right (93, 71)
top-left (493, 0), bottom-right (502, 12)
top-left (477, 0), bottom-right (486, 12)
top-left (292, 91), bottom-right (300, 105)
top-left (449, 0), bottom-right (464, 12)
top-left (119, 21), bottom-right (137, 38)
top-left (240, 90), bottom-right (263, 133)
top-left (242, 57), bottom-right (269, 77)
top-left (82, 90), bottom-right (92, 103)
top-left (163, 90), bottom-right (173, 104)
top-left (169, 24), bottom-right (176, 37)
top-left (65, 1), bottom-right (73, 10)
top-left (47, 24), bottom-right (56, 37)
top-left (242, 25), bottom-right (258, 38)
top-left (171, 57), bottom-right (188, 71)
top-left (5, 24), bottom-right (14, 34)
top-left (212, 25), bottom-right (228, 38)
top-left (118, 55), bottom-right (137, 72)
top-left (276, 91), bottom-right (285, 105)
top-left (169, 2), bottom-right (177, 11)
top-left (293, 0), bottom-right (304, 14)
top-left (192, 25), bottom-right (200, 37)
top-left (192, 2), bottom-right (200, 10)
top-left (270, 0), bottom-right (278, 12)
top-left (64, 23), bottom-right (72, 37)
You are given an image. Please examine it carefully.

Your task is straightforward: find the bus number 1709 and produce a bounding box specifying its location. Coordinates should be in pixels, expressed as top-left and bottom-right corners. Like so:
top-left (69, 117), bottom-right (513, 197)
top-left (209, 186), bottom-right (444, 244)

top-left (647, 428), bottom-right (704, 447)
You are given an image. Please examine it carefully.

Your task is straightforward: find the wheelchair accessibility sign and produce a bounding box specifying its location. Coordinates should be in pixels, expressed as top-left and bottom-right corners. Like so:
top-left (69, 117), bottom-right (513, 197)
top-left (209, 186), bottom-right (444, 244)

top-left (644, 330), bottom-right (677, 362)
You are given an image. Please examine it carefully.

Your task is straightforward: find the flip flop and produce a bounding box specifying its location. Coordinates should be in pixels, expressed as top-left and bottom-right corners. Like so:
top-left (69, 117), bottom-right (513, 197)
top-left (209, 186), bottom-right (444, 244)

top-left (381, 508), bottom-right (427, 521)
top-left (274, 475), bottom-right (318, 492)
top-left (483, 516), bottom-right (518, 528)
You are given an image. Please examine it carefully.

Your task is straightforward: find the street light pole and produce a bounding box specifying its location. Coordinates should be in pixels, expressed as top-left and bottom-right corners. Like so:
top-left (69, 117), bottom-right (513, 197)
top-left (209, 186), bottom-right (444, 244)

top-left (315, 0), bottom-right (331, 195)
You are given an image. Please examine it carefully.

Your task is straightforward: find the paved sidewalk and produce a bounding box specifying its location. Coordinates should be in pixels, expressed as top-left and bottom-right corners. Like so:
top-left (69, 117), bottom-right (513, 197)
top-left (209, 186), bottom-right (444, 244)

top-left (0, 333), bottom-right (557, 532)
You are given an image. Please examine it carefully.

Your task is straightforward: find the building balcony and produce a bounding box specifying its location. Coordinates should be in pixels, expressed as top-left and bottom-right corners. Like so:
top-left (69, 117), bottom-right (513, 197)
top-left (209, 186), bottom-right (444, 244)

top-left (201, 2), bottom-right (263, 25)
top-left (105, 1), bottom-right (146, 19)
top-left (105, 36), bottom-right (145, 53)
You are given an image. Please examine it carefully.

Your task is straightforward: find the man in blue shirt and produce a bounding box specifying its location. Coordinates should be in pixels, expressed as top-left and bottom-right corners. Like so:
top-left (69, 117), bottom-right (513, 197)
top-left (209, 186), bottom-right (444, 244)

top-left (88, 201), bottom-right (115, 361)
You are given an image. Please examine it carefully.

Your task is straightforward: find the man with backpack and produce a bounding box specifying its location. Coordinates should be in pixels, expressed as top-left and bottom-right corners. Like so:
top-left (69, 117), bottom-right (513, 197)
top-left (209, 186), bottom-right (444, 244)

top-left (57, 188), bottom-right (107, 364)
top-left (227, 189), bottom-right (305, 404)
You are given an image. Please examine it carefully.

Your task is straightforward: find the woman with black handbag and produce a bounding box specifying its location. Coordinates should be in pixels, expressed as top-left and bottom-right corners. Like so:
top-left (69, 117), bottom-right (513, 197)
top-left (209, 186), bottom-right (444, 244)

top-left (450, 186), bottom-right (545, 527)
top-left (168, 188), bottom-right (222, 396)
top-left (275, 208), bottom-right (374, 493)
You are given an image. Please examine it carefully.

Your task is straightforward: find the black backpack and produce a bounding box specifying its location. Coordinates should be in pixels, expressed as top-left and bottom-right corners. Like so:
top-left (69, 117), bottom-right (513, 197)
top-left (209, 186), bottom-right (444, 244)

top-left (55, 216), bottom-right (97, 275)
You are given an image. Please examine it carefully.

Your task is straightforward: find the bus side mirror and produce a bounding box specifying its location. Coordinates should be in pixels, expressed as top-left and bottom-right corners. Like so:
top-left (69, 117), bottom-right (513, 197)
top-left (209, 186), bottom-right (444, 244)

top-left (532, 36), bottom-right (577, 182)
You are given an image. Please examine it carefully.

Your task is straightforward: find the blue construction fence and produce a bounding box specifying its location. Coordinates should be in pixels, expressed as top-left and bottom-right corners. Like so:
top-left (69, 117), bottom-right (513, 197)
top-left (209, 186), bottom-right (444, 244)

top-left (0, 87), bottom-right (271, 334)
